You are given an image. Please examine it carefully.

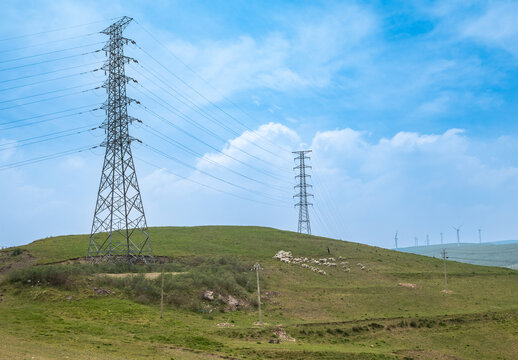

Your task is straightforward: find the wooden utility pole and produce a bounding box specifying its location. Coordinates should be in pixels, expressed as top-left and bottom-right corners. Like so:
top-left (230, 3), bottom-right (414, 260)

top-left (160, 264), bottom-right (165, 319)
top-left (252, 263), bottom-right (264, 324)
top-left (441, 249), bottom-right (448, 291)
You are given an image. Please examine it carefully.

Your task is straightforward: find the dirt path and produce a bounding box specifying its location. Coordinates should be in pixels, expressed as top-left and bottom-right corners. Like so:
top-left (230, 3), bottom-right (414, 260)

top-left (96, 272), bottom-right (185, 279)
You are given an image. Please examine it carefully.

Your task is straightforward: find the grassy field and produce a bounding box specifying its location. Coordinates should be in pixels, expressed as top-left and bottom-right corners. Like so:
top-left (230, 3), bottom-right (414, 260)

top-left (1, 226), bottom-right (518, 359)
top-left (399, 242), bottom-right (518, 269)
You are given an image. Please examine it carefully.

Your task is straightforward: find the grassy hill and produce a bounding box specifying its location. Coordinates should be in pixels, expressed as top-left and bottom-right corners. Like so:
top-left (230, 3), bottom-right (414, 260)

top-left (1, 226), bottom-right (518, 359)
top-left (399, 242), bottom-right (518, 269)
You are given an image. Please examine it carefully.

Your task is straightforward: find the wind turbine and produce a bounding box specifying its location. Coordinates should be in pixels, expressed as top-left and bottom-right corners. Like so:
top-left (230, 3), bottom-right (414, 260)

top-left (478, 228), bottom-right (482, 244)
top-left (452, 224), bottom-right (462, 247)
top-left (440, 232), bottom-right (443, 244)
top-left (426, 234), bottom-right (430, 246)
top-left (394, 231), bottom-right (398, 250)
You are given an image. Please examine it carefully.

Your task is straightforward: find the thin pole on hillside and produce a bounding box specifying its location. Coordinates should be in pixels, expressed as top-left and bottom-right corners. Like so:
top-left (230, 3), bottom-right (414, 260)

top-left (252, 263), bottom-right (264, 325)
top-left (452, 224), bottom-right (462, 247)
top-left (441, 249), bottom-right (448, 291)
top-left (160, 264), bottom-right (165, 319)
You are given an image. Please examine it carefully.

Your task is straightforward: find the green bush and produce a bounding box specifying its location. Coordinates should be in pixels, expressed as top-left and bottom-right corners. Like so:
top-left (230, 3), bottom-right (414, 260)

top-left (6, 264), bottom-right (85, 289)
top-left (96, 256), bottom-right (256, 310)
top-left (11, 248), bottom-right (22, 256)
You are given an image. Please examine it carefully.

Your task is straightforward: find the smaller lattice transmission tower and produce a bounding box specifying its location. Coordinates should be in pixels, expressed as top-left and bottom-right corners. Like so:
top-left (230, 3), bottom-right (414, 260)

top-left (86, 16), bottom-right (153, 263)
top-left (293, 150), bottom-right (313, 235)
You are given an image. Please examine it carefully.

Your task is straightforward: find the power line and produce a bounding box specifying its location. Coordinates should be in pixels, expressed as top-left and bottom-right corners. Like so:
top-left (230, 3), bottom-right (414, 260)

top-left (0, 145), bottom-right (97, 171)
top-left (135, 156), bottom-right (286, 208)
top-left (0, 68), bottom-right (100, 93)
top-left (0, 49), bottom-right (101, 72)
top-left (133, 64), bottom-right (292, 183)
top-left (0, 17), bottom-right (120, 42)
top-left (133, 43), bottom-right (283, 160)
top-left (134, 20), bottom-right (287, 155)
top-left (133, 84), bottom-right (292, 185)
top-left (0, 61), bottom-right (102, 84)
top-left (143, 142), bottom-right (291, 205)
top-left (136, 99), bottom-right (291, 184)
top-left (0, 81), bottom-right (101, 104)
top-left (140, 124), bottom-right (288, 193)
top-left (0, 85), bottom-right (101, 111)
top-left (0, 125), bottom-right (99, 151)
top-left (135, 64), bottom-right (245, 139)
top-left (0, 42), bottom-right (104, 64)
top-left (0, 105), bottom-right (101, 130)
top-left (0, 32), bottom-right (99, 55)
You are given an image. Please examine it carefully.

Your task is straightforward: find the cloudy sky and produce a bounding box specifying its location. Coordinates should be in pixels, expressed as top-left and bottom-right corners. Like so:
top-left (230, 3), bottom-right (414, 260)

top-left (2, 0), bottom-right (518, 248)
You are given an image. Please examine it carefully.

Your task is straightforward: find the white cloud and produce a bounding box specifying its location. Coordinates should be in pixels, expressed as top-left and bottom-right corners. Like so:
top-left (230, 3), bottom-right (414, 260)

top-left (461, 2), bottom-right (518, 56)
top-left (147, 3), bottom-right (379, 105)
top-left (198, 122), bottom-right (299, 170)
top-left (308, 126), bottom-right (518, 245)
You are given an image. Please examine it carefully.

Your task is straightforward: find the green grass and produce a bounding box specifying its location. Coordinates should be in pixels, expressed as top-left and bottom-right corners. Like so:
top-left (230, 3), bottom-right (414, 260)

top-left (1, 225), bottom-right (518, 359)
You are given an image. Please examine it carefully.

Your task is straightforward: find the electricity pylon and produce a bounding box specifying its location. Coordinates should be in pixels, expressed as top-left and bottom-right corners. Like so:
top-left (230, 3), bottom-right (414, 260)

top-left (293, 150), bottom-right (313, 235)
top-left (86, 16), bottom-right (153, 263)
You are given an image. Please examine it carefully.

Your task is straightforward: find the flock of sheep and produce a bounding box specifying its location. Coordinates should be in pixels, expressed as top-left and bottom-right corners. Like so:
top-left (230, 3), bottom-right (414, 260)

top-left (273, 250), bottom-right (370, 275)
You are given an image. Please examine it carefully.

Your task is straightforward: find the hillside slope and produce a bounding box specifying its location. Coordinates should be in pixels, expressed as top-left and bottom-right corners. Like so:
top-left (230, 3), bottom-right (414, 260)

top-left (399, 242), bottom-right (518, 269)
top-left (1, 226), bottom-right (518, 359)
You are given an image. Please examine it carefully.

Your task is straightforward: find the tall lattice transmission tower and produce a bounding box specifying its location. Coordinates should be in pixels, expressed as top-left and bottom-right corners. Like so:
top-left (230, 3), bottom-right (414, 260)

top-left (293, 150), bottom-right (313, 235)
top-left (86, 16), bottom-right (153, 263)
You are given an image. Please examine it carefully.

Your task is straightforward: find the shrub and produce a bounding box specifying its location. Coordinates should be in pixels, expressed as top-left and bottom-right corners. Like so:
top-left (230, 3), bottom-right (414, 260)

top-left (11, 248), bottom-right (22, 256)
top-left (95, 256), bottom-right (256, 311)
top-left (6, 264), bottom-right (85, 289)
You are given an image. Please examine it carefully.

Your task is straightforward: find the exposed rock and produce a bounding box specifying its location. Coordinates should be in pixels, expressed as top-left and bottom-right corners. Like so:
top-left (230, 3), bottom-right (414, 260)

top-left (216, 322), bottom-right (233, 327)
top-left (273, 326), bottom-right (296, 342)
top-left (227, 295), bottom-right (239, 307)
top-left (93, 287), bottom-right (112, 295)
top-left (202, 290), bottom-right (215, 301)
top-left (398, 283), bottom-right (419, 289)
top-left (66, 295), bottom-right (73, 300)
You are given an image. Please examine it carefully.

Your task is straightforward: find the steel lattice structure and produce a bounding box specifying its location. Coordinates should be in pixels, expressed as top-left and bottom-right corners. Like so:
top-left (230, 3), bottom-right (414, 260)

top-left (293, 150), bottom-right (313, 235)
top-left (86, 16), bottom-right (153, 263)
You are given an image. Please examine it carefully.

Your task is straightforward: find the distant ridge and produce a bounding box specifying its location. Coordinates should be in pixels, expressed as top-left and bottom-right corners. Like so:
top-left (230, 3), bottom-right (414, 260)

top-left (398, 241), bottom-right (518, 269)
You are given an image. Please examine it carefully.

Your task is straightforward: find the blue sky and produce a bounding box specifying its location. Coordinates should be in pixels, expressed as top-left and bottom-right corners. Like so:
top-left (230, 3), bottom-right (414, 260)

top-left (2, 0), bottom-right (518, 248)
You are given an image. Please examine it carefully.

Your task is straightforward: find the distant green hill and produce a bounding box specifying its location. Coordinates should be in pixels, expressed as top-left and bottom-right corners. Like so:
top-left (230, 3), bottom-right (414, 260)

top-left (398, 242), bottom-right (518, 269)
top-left (1, 226), bottom-right (518, 359)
